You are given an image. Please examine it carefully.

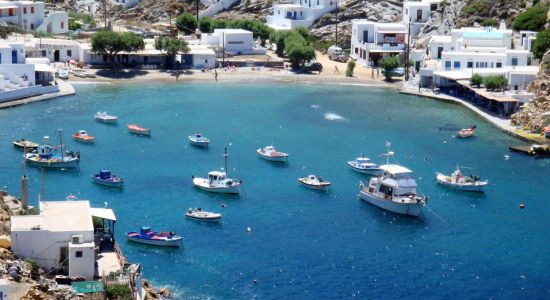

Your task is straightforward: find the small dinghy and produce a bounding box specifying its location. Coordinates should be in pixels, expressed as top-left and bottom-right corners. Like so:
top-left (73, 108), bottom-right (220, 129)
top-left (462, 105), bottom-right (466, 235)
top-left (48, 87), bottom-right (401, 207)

top-left (185, 208), bottom-right (222, 221)
top-left (13, 139), bottom-right (39, 151)
top-left (298, 175), bottom-right (331, 192)
top-left (347, 154), bottom-right (381, 174)
top-left (72, 130), bottom-right (95, 143)
top-left (457, 125), bottom-right (476, 138)
top-left (95, 112), bottom-right (118, 123)
top-left (436, 166), bottom-right (488, 192)
top-left (91, 169), bottom-right (123, 188)
top-left (125, 226), bottom-right (182, 247)
top-left (188, 133), bottom-right (210, 147)
top-left (257, 145), bottom-right (288, 162)
top-left (128, 124), bottom-right (151, 136)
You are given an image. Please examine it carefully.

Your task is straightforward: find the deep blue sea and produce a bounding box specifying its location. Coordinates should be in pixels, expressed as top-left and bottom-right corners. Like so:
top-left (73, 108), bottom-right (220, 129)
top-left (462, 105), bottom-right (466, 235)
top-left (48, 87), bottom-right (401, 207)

top-left (0, 82), bottom-right (548, 299)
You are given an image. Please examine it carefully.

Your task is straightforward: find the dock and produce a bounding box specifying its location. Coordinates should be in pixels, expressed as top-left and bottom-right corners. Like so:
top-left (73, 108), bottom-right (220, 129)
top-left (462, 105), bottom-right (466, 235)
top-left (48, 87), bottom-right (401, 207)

top-left (509, 144), bottom-right (550, 156)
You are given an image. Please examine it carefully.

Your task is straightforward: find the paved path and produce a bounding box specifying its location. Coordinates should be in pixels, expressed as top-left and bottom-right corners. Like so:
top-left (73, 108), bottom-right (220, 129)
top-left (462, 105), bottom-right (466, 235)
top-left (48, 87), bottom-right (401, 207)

top-left (0, 80), bottom-right (75, 110)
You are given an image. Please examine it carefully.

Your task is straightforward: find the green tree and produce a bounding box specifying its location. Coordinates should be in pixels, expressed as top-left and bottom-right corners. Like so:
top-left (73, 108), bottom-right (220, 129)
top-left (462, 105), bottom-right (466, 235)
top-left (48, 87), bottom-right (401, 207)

top-left (512, 4), bottom-right (549, 31)
top-left (105, 284), bottom-right (131, 300)
top-left (210, 19), bottom-right (227, 31)
top-left (199, 17), bottom-right (212, 33)
top-left (91, 31), bottom-right (144, 66)
top-left (176, 12), bottom-right (197, 34)
top-left (483, 75), bottom-right (508, 92)
top-left (532, 29), bottom-right (550, 60)
top-left (121, 32), bottom-right (145, 53)
top-left (379, 56), bottom-right (400, 80)
top-left (346, 60), bottom-right (356, 77)
top-left (470, 73), bottom-right (484, 88)
top-left (155, 36), bottom-right (189, 69)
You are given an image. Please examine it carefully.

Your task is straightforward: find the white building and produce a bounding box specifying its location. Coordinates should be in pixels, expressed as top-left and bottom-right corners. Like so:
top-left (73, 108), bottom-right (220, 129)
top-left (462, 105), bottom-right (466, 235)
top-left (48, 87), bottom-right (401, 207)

top-left (266, 0), bottom-right (337, 30)
top-left (23, 37), bottom-right (84, 63)
top-left (350, 21), bottom-right (407, 67)
top-left (110, 0), bottom-right (139, 9)
top-left (403, 0), bottom-right (442, 38)
top-left (11, 201), bottom-right (116, 280)
top-left (186, 45), bottom-right (216, 69)
top-left (420, 24), bottom-right (538, 91)
top-left (200, 29), bottom-right (266, 55)
top-left (0, 1), bottom-right (68, 34)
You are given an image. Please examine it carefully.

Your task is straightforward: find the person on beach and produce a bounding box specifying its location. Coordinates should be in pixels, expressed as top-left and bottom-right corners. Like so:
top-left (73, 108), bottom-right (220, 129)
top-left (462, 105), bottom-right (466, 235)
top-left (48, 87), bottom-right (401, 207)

top-left (334, 66), bottom-right (339, 75)
top-left (371, 68), bottom-right (374, 79)
top-left (214, 70), bottom-right (218, 81)
top-left (175, 71), bottom-right (180, 81)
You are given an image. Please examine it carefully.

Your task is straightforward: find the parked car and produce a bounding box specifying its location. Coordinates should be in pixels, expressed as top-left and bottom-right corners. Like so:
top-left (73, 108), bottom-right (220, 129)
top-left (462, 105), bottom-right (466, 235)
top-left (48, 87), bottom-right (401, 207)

top-left (303, 62), bottom-right (323, 74)
top-left (381, 67), bottom-right (405, 77)
top-left (327, 45), bottom-right (343, 60)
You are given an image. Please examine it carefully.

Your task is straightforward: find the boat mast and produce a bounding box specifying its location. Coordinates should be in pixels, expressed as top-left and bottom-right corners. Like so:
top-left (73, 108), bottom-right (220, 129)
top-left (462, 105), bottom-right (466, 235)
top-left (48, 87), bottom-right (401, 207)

top-left (58, 129), bottom-right (64, 160)
top-left (224, 147), bottom-right (228, 176)
top-left (40, 167), bottom-right (45, 201)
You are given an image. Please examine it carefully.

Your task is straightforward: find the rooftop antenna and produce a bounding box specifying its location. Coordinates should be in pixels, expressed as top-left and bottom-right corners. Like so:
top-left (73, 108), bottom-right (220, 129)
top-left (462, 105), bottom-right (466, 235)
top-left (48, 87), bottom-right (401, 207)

top-left (383, 141), bottom-right (394, 165)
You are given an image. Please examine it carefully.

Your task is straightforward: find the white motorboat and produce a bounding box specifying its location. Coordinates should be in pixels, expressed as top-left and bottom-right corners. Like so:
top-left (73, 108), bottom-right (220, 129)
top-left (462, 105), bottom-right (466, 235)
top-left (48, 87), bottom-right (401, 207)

top-left (298, 174), bottom-right (331, 192)
top-left (257, 145), bottom-right (288, 162)
top-left (347, 154), bottom-right (381, 174)
top-left (24, 133), bottom-right (80, 169)
top-left (185, 208), bottom-right (222, 221)
top-left (436, 166), bottom-right (488, 192)
top-left (358, 164), bottom-right (428, 217)
top-left (188, 133), bottom-right (210, 147)
top-left (95, 112), bottom-right (118, 123)
top-left (192, 148), bottom-right (242, 194)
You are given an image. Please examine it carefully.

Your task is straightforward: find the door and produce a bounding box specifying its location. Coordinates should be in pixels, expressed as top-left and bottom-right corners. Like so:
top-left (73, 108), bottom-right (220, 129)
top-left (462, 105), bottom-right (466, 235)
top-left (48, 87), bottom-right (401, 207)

top-left (59, 246), bottom-right (69, 268)
top-left (362, 30), bottom-right (368, 43)
top-left (416, 9), bottom-right (422, 21)
top-left (54, 50), bottom-right (60, 62)
top-left (11, 49), bottom-right (17, 63)
top-left (437, 47), bottom-right (443, 59)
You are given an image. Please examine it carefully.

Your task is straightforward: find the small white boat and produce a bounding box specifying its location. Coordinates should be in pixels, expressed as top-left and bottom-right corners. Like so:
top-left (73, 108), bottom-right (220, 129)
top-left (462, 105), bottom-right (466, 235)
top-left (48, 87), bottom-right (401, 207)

top-left (192, 148), bottom-right (242, 194)
top-left (257, 145), bottom-right (288, 162)
top-left (347, 154), bottom-right (381, 174)
top-left (188, 133), bottom-right (210, 147)
top-left (185, 208), bottom-right (222, 221)
top-left (125, 227), bottom-right (182, 247)
top-left (298, 175), bottom-right (331, 192)
top-left (457, 125), bottom-right (476, 138)
top-left (95, 112), bottom-right (118, 123)
top-left (436, 166), bottom-right (488, 192)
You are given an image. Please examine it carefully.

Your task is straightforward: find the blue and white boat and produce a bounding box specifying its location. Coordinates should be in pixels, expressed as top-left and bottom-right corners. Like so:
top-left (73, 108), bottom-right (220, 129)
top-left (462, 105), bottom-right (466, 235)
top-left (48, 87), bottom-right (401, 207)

top-left (188, 133), bottom-right (210, 147)
top-left (347, 154), bottom-right (381, 174)
top-left (125, 227), bottom-right (182, 247)
top-left (24, 134), bottom-right (79, 169)
top-left (91, 170), bottom-right (124, 188)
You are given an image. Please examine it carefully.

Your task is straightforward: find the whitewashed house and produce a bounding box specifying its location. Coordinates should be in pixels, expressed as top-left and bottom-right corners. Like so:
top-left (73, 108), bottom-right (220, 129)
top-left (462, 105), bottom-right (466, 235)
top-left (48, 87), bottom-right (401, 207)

top-left (266, 0), bottom-right (337, 30)
top-left (419, 23), bottom-right (538, 91)
top-left (200, 29), bottom-right (266, 55)
top-left (186, 45), bottom-right (216, 69)
top-left (110, 0), bottom-right (139, 9)
top-left (350, 21), bottom-right (407, 67)
top-left (11, 201), bottom-right (117, 280)
top-left (22, 37), bottom-right (84, 63)
top-left (403, 0), bottom-right (442, 38)
top-left (0, 1), bottom-right (68, 34)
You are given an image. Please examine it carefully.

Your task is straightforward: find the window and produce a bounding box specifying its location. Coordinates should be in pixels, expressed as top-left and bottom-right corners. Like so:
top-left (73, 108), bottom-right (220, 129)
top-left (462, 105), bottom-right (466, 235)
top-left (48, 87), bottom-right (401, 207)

top-left (41, 50), bottom-right (46, 57)
top-left (475, 62), bottom-right (479, 68)
top-left (8, 8), bottom-right (14, 16)
top-left (278, 10), bottom-right (280, 15)
top-left (317, 0), bottom-right (319, 5)
top-left (205, 59), bottom-right (208, 63)
top-left (75, 251), bottom-right (83, 258)
top-left (23, 6), bottom-right (27, 14)
top-left (511, 57), bottom-right (518, 66)
top-left (60, 21), bottom-right (64, 29)
top-left (453, 61), bottom-right (460, 69)
top-left (31, 6), bottom-right (34, 14)
top-left (67, 50), bottom-right (72, 57)
top-left (496, 62), bottom-right (502, 68)
top-left (354, 47), bottom-right (358, 54)
top-left (445, 61), bottom-right (451, 70)
top-left (527, 56), bottom-right (531, 65)
top-left (144, 56), bottom-right (148, 62)
top-left (430, 3), bottom-right (438, 11)
top-left (30, 23), bottom-right (34, 30)
top-left (362, 30), bottom-right (368, 43)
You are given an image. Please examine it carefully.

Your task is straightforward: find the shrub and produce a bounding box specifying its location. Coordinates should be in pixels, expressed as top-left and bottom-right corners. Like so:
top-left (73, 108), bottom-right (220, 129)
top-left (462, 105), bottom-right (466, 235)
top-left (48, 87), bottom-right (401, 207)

top-left (483, 75), bottom-right (508, 92)
top-left (199, 17), bottom-right (212, 33)
top-left (379, 56), bottom-right (400, 80)
top-left (532, 29), bottom-right (550, 60)
top-left (176, 12), bottom-right (197, 34)
top-left (470, 73), bottom-right (484, 87)
top-left (512, 4), bottom-right (549, 31)
top-left (346, 60), bottom-right (355, 77)
top-left (105, 284), bottom-right (131, 300)
top-left (479, 19), bottom-right (498, 27)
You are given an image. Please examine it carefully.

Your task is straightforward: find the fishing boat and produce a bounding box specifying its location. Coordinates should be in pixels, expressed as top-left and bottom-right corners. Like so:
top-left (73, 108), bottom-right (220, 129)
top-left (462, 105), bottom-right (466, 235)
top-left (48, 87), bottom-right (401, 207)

top-left (257, 145), bottom-right (288, 162)
top-left (125, 227), bottom-right (182, 247)
top-left (436, 166), bottom-right (488, 192)
top-left (457, 125), bottom-right (476, 138)
top-left (358, 149), bottom-right (427, 217)
top-left (185, 208), bottom-right (222, 221)
top-left (91, 170), bottom-right (124, 188)
top-left (192, 148), bottom-right (242, 194)
top-left (95, 112), bottom-right (118, 123)
top-left (24, 133), bottom-right (80, 169)
top-left (13, 139), bottom-right (39, 151)
top-left (188, 133), bottom-right (210, 147)
top-left (72, 130), bottom-right (95, 143)
top-left (127, 124), bottom-right (151, 136)
top-left (347, 154), bottom-right (381, 174)
top-left (298, 175), bottom-right (331, 192)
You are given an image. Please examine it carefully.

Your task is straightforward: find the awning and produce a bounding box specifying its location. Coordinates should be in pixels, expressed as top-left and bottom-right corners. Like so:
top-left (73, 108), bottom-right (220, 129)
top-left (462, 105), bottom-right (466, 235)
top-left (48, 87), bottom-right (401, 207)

top-left (90, 208), bottom-right (117, 221)
top-left (0, 6), bottom-right (18, 9)
top-left (34, 64), bottom-right (56, 73)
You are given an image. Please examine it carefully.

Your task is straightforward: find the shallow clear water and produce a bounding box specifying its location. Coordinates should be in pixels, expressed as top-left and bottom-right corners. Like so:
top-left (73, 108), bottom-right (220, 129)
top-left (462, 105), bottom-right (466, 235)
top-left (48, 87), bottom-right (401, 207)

top-left (0, 82), bottom-right (548, 299)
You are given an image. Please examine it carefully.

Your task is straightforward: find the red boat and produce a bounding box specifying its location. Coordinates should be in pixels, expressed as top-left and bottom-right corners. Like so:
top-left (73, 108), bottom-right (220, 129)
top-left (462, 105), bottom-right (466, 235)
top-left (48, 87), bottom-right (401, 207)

top-left (127, 124), bottom-right (151, 136)
top-left (72, 130), bottom-right (95, 143)
top-left (457, 125), bottom-right (476, 139)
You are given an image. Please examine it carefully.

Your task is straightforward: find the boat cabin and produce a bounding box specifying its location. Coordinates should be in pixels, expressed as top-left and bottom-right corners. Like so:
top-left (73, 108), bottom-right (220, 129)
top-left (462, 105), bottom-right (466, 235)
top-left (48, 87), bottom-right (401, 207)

top-left (99, 170), bottom-right (112, 179)
top-left (78, 130), bottom-right (87, 135)
top-left (37, 144), bottom-right (54, 158)
top-left (369, 165), bottom-right (418, 200)
top-left (208, 171), bottom-right (227, 181)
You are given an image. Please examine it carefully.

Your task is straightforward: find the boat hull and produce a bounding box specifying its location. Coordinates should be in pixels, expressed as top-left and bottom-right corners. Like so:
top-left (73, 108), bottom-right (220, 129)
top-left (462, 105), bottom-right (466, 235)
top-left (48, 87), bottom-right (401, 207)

top-left (436, 174), bottom-right (486, 192)
top-left (347, 162), bottom-right (381, 174)
top-left (125, 235), bottom-right (182, 247)
top-left (91, 176), bottom-right (123, 188)
top-left (298, 180), bottom-right (331, 192)
top-left (95, 117), bottom-right (117, 123)
top-left (185, 214), bottom-right (222, 221)
top-left (257, 151), bottom-right (288, 162)
top-left (189, 140), bottom-right (209, 147)
top-left (192, 178), bottom-right (241, 194)
top-left (73, 137), bottom-right (95, 143)
top-left (359, 190), bottom-right (422, 217)
top-left (128, 129), bottom-right (151, 136)
top-left (13, 142), bottom-right (38, 150)
top-left (25, 157), bottom-right (79, 169)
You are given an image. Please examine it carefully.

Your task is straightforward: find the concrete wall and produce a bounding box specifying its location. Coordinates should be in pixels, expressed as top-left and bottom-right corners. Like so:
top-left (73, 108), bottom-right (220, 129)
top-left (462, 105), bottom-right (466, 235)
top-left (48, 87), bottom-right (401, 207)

top-left (192, 53), bottom-right (216, 69)
top-left (68, 242), bottom-right (95, 280)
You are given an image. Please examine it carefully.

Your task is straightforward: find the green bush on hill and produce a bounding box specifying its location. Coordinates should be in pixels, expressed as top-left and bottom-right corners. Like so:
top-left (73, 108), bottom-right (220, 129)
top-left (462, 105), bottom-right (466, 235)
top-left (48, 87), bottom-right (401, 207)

top-left (532, 29), bottom-right (550, 60)
top-left (176, 12), bottom-right (197, 34)
top-left (512, 4), bottom-right (549, 31)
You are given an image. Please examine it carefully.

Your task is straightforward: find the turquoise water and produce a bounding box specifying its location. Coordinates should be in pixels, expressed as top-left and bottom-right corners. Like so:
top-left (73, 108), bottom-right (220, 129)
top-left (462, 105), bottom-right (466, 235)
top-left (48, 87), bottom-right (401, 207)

top-left (0, 83), bottom-right (548, 299)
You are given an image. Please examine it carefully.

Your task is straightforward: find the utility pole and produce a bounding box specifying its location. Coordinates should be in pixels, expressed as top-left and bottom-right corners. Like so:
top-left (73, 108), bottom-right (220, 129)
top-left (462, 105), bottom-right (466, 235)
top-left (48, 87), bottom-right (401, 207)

top-left (222, 32), bottom-right (225, 68)
top-left (335, 0), bottom-right (338, 47)
top-left (103, 0), bottom-right (107, 30)
top-left (405, 18), bottom-right (411, 81)
top-left (196, 0), bottom-right (199, 25)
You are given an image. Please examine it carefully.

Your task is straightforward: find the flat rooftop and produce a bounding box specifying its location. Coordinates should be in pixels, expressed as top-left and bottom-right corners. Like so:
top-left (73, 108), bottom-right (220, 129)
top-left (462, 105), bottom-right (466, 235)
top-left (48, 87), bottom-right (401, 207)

top-left (12, 200), bottom-right (94, 232)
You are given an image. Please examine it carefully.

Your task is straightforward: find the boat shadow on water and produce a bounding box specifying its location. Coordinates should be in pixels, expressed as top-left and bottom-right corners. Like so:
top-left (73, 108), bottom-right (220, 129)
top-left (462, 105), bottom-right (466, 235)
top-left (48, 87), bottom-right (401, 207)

top-left (123, 240), bottom-right (183, 252)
